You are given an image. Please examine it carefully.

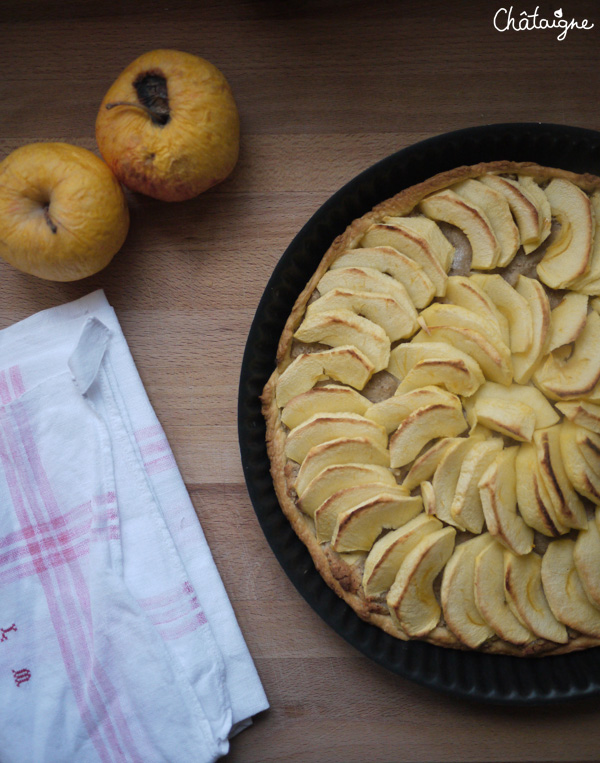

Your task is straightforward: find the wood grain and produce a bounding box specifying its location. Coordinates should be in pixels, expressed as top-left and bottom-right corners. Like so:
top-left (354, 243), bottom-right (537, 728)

top-left (2, 1), bottom-right (600, 760)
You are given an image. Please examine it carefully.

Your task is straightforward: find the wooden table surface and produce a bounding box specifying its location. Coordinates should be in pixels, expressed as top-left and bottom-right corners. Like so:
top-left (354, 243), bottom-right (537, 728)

top-left (3, 1), bottom-right (600, 760)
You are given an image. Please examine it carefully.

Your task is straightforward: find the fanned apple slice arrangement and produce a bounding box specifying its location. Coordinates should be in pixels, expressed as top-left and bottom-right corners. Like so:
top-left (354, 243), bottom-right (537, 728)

top-left (262, 161), bottom-right (600, 656)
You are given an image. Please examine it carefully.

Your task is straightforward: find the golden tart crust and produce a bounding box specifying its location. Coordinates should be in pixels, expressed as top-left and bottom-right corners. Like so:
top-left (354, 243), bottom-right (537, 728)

top-left (262, 161), bottom-right (600, 656)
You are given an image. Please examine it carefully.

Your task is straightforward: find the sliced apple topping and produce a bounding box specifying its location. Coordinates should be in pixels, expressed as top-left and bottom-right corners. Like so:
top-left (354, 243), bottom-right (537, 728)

top-left (418, 302), bottom-right (507, 349)
top-left (479, 446), bottom-right (534, 555)
top-left (441, 533), bottom-right (496, 648)
top-left (473, 397), bottom-right (536, 442)
top-left (432, 434), bottom-right (485, 528)
top-left (515, 443), bottom-right (568, 538)
top-left (535, 309), bottom-right (600, 401)
top-left (360, 222), bottom-right (448, 296)
top-left (295, 436), bottom-right (390, 496)
top-left (383, 215), bottom-right (455, 271)
top-left (518, 176), bottom-right (552, 251)
top-left (547, 292), bottom-right (588, 352)
top-left (571, 192), bottom-right (600, 294)
top-left (479, 174), bottom-right (544, 253)
top-left (362, 514), bottom-right (442, 598)
top-left (504, 550), bottom-right (569, 644)
top-left (314, 482), bottom-right (409, 543)
top-left (412, 324), bottom-right (513, 385)
top-left (421, 480), bottom-right (436, 515)
top-left (574, 510), bottom-right (600, 609)
top-left (474, 540), bottom-right (534, 645)
top-left (297, 462), bottom-right (396, 517)
top-left (560, 420), bottom-right (600, 505)
top-left (465, 381), bottom-right (559, 431)
top-left (452, 178), bottom-right (520, 266)
top-left (332, 246), bottom-right (436, 309)
top-left (444, 275), bottom-right (510, 345)
top-left (306, 287), bottom-right (418, 342)
top-left (533, 426), bottom-right (587, 530)
top-left (387, 526), bottom-right (456, 637)
top-left (420, 188), bottom-right (501, 269)
top-left (396, 357), bottom-right (484, 398)
top-left (331, 493), bottom-right (423, 553)
top-left (402, 437), bottom-right (461, 492)
top-left (388, 402), bottom-right (468, 468)
top-left (275, 346), bottom-right (374, 407)
top-left (542, 539), bottom-right (600, 638)
top-left (285, 412), bottom-right (388, 464)
top-left (470, 273), bottom-right (533, 354)
top-left (537, 179), bottom-right (594, 289)
top-left (557, 399), bottom-right (600, 435)
top-left (294, 309), bottom-right (390, 373)
top-left (388, 340), bottom-right (484, 386)
top-left (317, 265), bottom-right (416, 312)
top-left (365, 385), bottom-right (459, 434)
top-left (451, 438), bottom-right (503, 533)
top-left (281, 384), bottom-right (371, 429)
top-left (511, 275), bottom-right (550, 385)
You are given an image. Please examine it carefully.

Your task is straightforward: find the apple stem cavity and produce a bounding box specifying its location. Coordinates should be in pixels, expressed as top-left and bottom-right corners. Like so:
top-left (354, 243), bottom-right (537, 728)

top-left (43, 204), bottom-right (58, 234)
top-left (105, 71), bottom-right (170, 127)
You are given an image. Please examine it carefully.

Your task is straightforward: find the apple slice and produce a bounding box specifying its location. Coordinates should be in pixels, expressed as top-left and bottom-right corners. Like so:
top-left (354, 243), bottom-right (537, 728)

top-left (331, 493), bottom-right (423, 552)
top-left (383, 215), bottom-right (455, 271)
top-left (560, 421), bottom-right (600, 505)
top-left (451, 438), bottom-right (504, 533)
top-left (474, 540), bottom-right (534, 645)
top-left (306, 287), bottom-right (418, 342)
top-left (504, 550), bottom-right (569, 643)
top-left (314, 482), bottom-right (409, 543)
top-left (542, 539), bottom-right (600, 638)
top-left (387, 526), bottom-right (456, 638)
top-left (365, 385), bottom-right (459, 434)
top-left (360, 222), bottom-right (448, 295)
top-left (534, 310), bottom-right (600, 401)
top-left (557, 400), bottom-right (600, 435)
top-left (284, 412), bottom-right (388, 464)
top-left (515, 443), bottom-right (568, 537)
top-left (479, 175), bottom-right (544, 252)
top-left (537, 179), bottom-right (594, 289)
top-left (421, 480), bottom-right (436, 515)
top-left (444, 275), bottom-right (510, 345)
top-left (362, 514), bottom-right (442, 598)
top-left (518, 176), bottom-right (552, 251)
top-left (281, 384), bottom-right (370, 429)
top-left (332, 246), bottom-right (436, 308)
top-left (402, 437), bottom-right (461, 492)
top-left (275, 346), bottom-right (374, 407)
top-left (533, 426), bottom-right (587, 530)
top-left (473, 397), bottom-right (536, 442)
top-left (388, 341), bottom-right (484, 383)
top-left (571, 192), bottom-right (600, 293)
top-left (418, 302), bottom-right (507, 348)
top-left (317, 266), bottom-right (416, 311)
top-left (547, 292), bottom-right (588, 352)
top-left (574, 510), bottom-right (600, 609)
top-left (466, 381), bottom-right (559, 430)
top-left (441, 533), bottom-right (496, 648)
top-left (412, 324), bottom-right (513, 385)
top-left (395, 356), bottom-right (485, 398)
top-left (470, 273), bottom-right (533, 354)
top-left (479, 446), bottom-right (534, 555)
top-left (576, 427), bottom-right (600, 475)
top-left (294, 309), bottom-right (390, 373)
top-left (419, 188), bottom-right (501, 269)
top-left (388, 402), bottom-right (468, 468)
top-left (511, 275), bottom-right (550, 384)
top-left (297, 462), bottom-right (396, 517)
top-left (432, 435), bottom-right (485, 528)
top-left (452, 178), bottom-right (520, 266)
top-left (295, 436), bottom-right (390, 496)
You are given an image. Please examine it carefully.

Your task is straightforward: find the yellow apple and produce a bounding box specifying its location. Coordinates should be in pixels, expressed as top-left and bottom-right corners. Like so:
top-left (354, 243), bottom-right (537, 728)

top-left (96, 50), bottom-right (240, 201)
top-left (0, 142), bottom-right (129, 281)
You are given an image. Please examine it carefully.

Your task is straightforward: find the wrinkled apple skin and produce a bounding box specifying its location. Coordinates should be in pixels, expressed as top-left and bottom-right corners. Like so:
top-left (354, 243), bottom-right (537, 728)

top-left (0, 142), bottom-right (129, 281)
top-left (95, 49), bottom-right (240, 202)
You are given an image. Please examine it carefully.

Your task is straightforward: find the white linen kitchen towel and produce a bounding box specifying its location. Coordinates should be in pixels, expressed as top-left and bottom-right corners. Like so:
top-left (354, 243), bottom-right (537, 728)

top-left (0, 290), bottom-right (268, 762)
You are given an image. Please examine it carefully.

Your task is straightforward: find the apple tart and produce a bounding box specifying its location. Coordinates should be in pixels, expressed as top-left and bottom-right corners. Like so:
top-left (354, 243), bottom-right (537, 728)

top-left (262, 160), bottom-right (600, 656)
